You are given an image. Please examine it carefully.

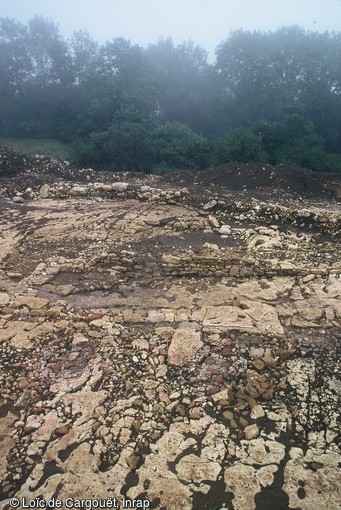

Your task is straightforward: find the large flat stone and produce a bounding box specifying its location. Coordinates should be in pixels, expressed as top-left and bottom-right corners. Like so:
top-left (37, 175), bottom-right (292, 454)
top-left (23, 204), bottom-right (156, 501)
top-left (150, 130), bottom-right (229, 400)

top-left (168, 322), bottom-right (203, 365)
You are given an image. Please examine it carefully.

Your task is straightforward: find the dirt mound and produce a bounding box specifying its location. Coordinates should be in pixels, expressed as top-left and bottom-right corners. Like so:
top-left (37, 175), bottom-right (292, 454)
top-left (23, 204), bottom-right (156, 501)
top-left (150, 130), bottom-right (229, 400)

top-left (163, 162), bottom-right (341, 199)
top-left (0, 145), bottom-right (75, 179)
top-left (0, 146), bottom-right (33, 176)
top-left (1, 145), bottom-right (340, 201)
top-left (0, 146), bottom-right (160, 195)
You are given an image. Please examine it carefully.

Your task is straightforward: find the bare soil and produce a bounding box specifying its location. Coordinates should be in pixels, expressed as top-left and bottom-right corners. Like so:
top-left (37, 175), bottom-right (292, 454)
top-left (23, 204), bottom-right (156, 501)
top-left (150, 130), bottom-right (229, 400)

top-left (0, 146), bottom-right (340, 510)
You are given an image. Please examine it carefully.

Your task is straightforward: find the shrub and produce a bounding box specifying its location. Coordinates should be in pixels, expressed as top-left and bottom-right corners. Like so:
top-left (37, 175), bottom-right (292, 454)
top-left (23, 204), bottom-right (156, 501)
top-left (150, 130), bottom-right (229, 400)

top-left (214, 128), bottom-right (268, 164)
top-left (149, 121), bottom-right (210, 173)
top-left (70, 120), bottom-right (152, 171)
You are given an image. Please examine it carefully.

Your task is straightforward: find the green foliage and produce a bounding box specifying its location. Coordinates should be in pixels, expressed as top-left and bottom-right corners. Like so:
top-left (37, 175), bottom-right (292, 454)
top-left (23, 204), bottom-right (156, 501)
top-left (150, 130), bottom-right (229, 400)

top-left (70, 132), bottom-right (110, 169)
top-left (71, 120), bottom-right (210, 173)
top-left (71, 114), bottom-right (154, 171)
top-left (214, 128), bottom-right (268, 164)
top-left (325, 153), bottom-right (341, 173)
top-left (101, 120), bottom-right (152, 172)
top-left (0, 16), bottom-right (340, 173)
top-left (215, 27), bottom-right (341, 151)
top-left (26, 16), bottom-right (72, 87)
top-left (145, 38), bottom-right (213, 133)
top-left (151, 161), bottom-right (174, 176)
top-left (256, 107), bottom-right (331, 171)
top-left (212, 107), bottom-right (334, 171)
top-left (70, 30), bottom-right (99, 83)
top-left (149, 121), bottom-right (210, 172)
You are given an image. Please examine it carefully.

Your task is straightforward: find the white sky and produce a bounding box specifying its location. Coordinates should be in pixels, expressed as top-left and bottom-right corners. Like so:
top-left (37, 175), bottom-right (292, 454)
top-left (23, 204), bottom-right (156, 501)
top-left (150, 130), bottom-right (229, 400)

top-left (1, 0), bottom-right (340, 60)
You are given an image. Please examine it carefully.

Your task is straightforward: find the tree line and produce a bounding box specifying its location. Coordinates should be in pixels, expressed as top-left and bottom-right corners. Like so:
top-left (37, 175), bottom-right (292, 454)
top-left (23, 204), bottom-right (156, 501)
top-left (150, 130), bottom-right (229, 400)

top-left (0, 16), bottom-right (340, 173)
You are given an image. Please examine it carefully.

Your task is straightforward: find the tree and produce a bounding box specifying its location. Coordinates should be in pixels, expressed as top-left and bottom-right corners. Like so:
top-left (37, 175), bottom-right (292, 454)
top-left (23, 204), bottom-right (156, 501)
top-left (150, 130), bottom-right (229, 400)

top-left (256, 106), bottom-right (330, 170)
top-left (0, 18), bottom-right (31, 135)
top-left (71, 30), bottom-right (99, 84)
top-left (214, 128), bottom-right (267, 164)
top-left (100, 119), bottom-right (153, 172)
top-left (145, 38), bottom-right (214, 134)
top-left (0, 15), bottom-right (339, 172)
top-left (26, 15), bottom-right (72, 87)
top-left (215, 27), bottom-right (341, 152)
top-left (0, 16), bottom-right (74, 138)
top-left (71, 115), bottom-right (154, 172)
top-left (149, 121), bottom-right (210, 172)
top-left (215, 27), bottom-right (305, 127)
top-left (0, 18), bottom-right (30, 94)
top-left (298, 30), bottom-right (341, 152)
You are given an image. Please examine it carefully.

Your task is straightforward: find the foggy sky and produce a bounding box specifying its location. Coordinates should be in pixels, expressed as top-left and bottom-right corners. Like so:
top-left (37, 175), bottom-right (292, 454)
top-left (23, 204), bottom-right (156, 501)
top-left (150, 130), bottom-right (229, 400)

top-left (1, 0), bottom-right (340, 60)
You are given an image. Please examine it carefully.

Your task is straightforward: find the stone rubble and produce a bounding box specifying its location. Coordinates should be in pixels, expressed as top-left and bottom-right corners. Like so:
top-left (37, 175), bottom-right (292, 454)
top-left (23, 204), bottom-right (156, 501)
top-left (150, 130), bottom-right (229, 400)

top-left (0, 152), bottom-right (340, 509)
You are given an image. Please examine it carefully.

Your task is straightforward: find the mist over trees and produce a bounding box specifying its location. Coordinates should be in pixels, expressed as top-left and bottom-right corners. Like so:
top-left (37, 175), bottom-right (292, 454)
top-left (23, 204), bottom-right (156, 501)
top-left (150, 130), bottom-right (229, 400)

top-left (0, 16), bottom-right (340, 172)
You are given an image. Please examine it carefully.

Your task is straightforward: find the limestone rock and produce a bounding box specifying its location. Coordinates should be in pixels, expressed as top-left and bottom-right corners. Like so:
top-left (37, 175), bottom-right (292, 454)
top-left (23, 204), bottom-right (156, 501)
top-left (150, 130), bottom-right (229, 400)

top-left (218, 224), bottom-right (231, 235)
top-left (14, 296), bottom-right (49, 309)
top-left (112, 182), bottom-right (129, 191)
top-left (168, 322), bottom-right (203, 365)
top-left (207, 215), bottom-right (220, 228)
top-left (250, 405), bottom-right (265, 419)
top-left (203, 199), bottom-right (218, 211)
top-left (12, 196), bottom-right (24, 203)
top-left (283, 449), bottom-right (341, 510)
top-left (235, 438), bottom-right (286, 466)
top-left (0, 292), bottom-right (9, 306)
top-left (244, 424), bottom-right (259, 440)
top-left (224, 464), bottom-right (277, 510)
top-left (39, 184), bottom-right (50, 198)
top-left (176, 453), bottom-right (221, 482)
top-left (70, 186), bottom-right (86, 196)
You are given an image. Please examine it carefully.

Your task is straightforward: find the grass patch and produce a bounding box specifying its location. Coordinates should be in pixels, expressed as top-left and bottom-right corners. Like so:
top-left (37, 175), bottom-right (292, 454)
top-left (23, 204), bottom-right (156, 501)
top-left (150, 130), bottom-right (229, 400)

top-left (0, 137), bottom-right (72, 161)
top-left (326, 153), bottom-right (341, 173)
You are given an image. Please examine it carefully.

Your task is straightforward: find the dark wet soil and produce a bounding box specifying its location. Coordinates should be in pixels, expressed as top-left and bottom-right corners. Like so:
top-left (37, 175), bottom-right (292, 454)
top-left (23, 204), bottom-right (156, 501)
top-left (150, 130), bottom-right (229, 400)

top-left (1, 145), bottom-right (340, 203)
top-left (164, 162), bottom-right (341, 200)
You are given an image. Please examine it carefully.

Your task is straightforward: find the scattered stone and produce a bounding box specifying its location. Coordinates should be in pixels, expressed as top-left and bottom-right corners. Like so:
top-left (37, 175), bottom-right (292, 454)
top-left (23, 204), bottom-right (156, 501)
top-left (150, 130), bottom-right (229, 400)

top-left (0, 292), bottom-right (9, 305)
top-left (207, 215), bottom-right (220, 228)
top-left (126, 454), bottom-right (140, 471)
top-left (168, 322), bottom-right (203, 366)
top-left (244, 424), bottom-right (260, 440)
top-left (70, 186), bottom-right (86, 196)
top-left (250, 405), bottom-right (265, 420)
top-left (218, 224), bottom-right (231, 235)
top-left (39, 184), bottom-right (50, 198)
top-left (208, 386), bottom-right (221, 396)
top-left (252, 358), bottom-right (265, 371)
top-left (203, 199), bottom-right (218, 211)
top-left (112, 182), bottom-right (129, 191)
top-left (0, 147), bottom-right (339, 507)
top-left (12, 196), bottom-right (24, 203)
top-left (278, 348), bottom-right (296, 360)
top-left (18, 378), bottom-right (29, 390)
top-left (189, 408), bottom-right (202, 420)
top-left (55, 425), bottom-right (69, 435)
top-left (131, 418), bottom-right (142, 433)
top-left (210, 388), bottom-right (230, 403)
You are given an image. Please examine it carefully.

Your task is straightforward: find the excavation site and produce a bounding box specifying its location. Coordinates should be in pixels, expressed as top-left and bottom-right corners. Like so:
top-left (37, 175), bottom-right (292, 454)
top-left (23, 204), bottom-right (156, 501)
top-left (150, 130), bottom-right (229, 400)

top-left (0, 147), bottom-right (340, 509)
